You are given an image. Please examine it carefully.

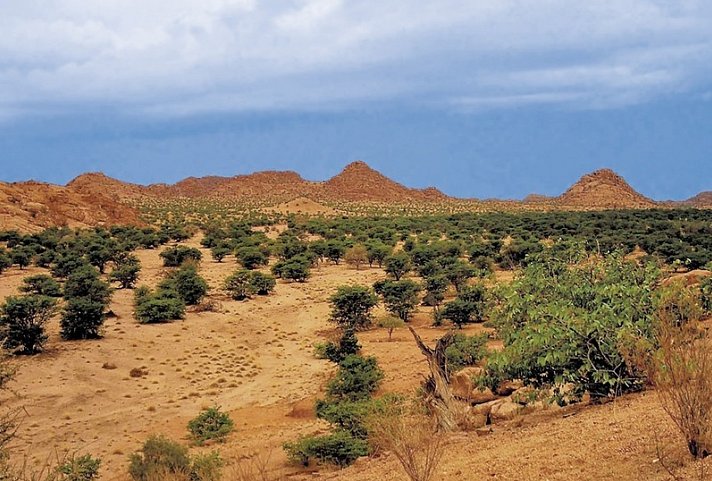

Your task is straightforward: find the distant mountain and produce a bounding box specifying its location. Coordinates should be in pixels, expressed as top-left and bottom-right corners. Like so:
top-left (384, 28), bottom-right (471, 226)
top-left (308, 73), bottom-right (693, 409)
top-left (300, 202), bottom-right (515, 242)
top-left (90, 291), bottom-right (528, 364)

top-left (556, 169), bottom-right (656, 209)
top-left (64, 161), bottom-right (447, 204)
top-left (319, 161), bottom-right (447, 202)
top-left (686, 192), bottom-right (712, 207)
top-left (3, 162), bottom-right (710, 232)
top-left (0, 180), bottom-right (143, 232)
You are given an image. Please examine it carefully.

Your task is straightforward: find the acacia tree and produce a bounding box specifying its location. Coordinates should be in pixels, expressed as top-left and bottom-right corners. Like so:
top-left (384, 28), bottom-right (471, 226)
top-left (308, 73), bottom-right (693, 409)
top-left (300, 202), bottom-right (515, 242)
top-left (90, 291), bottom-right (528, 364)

top-left (441, 284), bottom-right (487, 328)
top-left (345, 245), bottom-right (368, 270)
top-left (384, 253), bottom-right (412, 281)
top-left (374, 280), bottom-right (421, 322)
top-left (329, 286), bottom-right (378, 330)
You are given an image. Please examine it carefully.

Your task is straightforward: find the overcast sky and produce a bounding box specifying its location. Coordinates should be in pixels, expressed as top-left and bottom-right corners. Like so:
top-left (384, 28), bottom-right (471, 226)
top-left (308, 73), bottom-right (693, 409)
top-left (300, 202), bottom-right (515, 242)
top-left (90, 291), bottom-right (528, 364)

top-left (1, 1), bottom-right (711, 199)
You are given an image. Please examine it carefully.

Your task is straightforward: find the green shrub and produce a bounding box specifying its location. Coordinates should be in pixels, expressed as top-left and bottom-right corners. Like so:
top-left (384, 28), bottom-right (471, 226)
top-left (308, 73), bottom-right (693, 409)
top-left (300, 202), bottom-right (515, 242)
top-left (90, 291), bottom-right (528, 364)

top-left (57, 454), bottom-right (101, 481)
top-left (486, 251), bottom-right (661, 401)
top-left (110, 257), bottom-right (141, 289)
top-left (283, 431), bottom-right (368, 467)
top-left (159, 265), bottom-right (208, 305)
top-left (20, 274), bottom-right (62, 297)
top-left (250, 271), bottom-right (276, 295)
top-left (441, 284), bottom-right (487, 328)
top-left (445, 333), bottom-right (489, 372)
top-left (326, 355), bottom-right (384, 402)
top-left (187, 407), bottom-right (234, 445)
top-left (0, 295), bottom-right (56, 354)
top-left (160, 246), bottom-right (202, 267)
top-left (63, 266), bottom-right (112, 305)
top-left (134, 288), bottom-right (185, 324)
top-left (323, 329), bottom-right (361, 364)
top-left (373, 279), bottom-right (421, 321)
top-left (60, 297), bottom-right (106, 340)
top-left (236, 246), bottom-right (268, 270)
top-left (224, 270), bottom-right (253, 300)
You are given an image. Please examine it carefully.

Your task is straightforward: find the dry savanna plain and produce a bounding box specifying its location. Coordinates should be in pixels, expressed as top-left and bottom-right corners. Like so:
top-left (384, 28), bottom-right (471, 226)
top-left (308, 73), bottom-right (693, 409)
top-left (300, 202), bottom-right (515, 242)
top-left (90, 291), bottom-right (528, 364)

top-left (0, 232), bottom-right (709, 481)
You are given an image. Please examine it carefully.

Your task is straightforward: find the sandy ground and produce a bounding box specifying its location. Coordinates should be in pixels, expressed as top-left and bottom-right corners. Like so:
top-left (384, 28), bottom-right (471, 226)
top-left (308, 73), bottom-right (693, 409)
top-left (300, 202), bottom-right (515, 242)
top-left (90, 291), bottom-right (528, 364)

top-left (0, 238), bottom-right (706, 480)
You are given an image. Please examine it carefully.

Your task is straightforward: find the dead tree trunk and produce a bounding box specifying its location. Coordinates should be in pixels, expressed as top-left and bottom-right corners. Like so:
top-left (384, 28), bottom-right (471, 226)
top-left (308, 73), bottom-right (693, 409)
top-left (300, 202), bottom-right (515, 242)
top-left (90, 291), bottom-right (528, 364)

top-left (408, 325), bottom-right (464, 432)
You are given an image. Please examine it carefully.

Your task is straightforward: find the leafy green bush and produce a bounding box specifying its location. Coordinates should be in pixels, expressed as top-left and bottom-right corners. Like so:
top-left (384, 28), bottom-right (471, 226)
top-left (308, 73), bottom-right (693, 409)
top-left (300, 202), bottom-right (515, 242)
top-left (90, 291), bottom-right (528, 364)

top-left (134, 287), bottom-right (185, 324)
top-left (57, 454), bottom-right (101, 481)
top-left (323, 329), bottom-right (361, 363)
top-left (384, 252), bottom-right (411, 280)
top-left (63, 266), bottom-right (112, 305)
top-left (445, 333), bottom-right (489, 372)
top-left (109, 256), bottom-right (141, 289)
top-left (20, 274), bottom-right (62, 297)
top-left (224, 270), bottom-right (276, 300)
top-left (272, 256), bottom-right (311, 282)
top-left (283, 431), bottom-right (369, 467)
top-left (236, 246), bottom-right (268, 270)
top-left (60, 297), bottom-right (106, 340)
top-left (250, 271), bottom-right (276, 295)
top-left (187, 407), bottom-right (234, 445)
top-left (326, 355), bottom-right (384, 402)
top-left (0, 295), bottom-right (56, 354)
top-left (160, 246), bottom-right (202, 267)
top-left (485, 251), bottom-right (661, 401)
top-left (159, 265), bottom-right (208, 305)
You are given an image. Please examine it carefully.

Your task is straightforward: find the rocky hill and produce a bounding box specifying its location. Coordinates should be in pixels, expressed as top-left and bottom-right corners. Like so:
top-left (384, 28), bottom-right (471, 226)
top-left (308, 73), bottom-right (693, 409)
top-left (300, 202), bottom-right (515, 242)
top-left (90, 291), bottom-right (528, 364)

top-left (0, 180), bottom-right (143, 232)
top-left (556, 169), bottom-right (656, 209)
top-left (686, 191), bottom-right (712, 207)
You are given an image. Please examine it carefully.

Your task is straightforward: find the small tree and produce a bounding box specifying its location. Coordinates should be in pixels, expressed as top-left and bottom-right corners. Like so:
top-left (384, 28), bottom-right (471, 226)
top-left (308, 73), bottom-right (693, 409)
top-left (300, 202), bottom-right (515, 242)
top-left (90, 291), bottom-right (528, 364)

top-left (250, 272), bottom-right (276, 295)
top-left (63, 266), bottom-right (112, 305)
top-left (329, 286), bottom-right (378, 330)
top-left (326, 241), bottom-right (346, 265)
top-left (109, 256), bottom-right (141, 289)
top-left (210, 246), bottom-right (230, 263)
top-left (366, 242), bottom-right (391, 268)
top-left (384, 253), bottom-right (412, 281)
top-left (326, 355), bottom-right (384, 402)
top-left (10, 247), bottom-right (32, 270)
top-left (374, 280), bottom-right (421, 322)
top-left (444, 261), bottom-right (476, 293)
top-left (128, 435), bottom-right (222, 481)
top-left (20, 274), bottom-right (62, 297)
top-left (0, 295), bottom-right (56, 354)
top-left (441, 284), bottom-right (487, 328)
top-left (134, 288), bottom-right (186, 324)
top-left (0, 249), bottom-right (11, 275)
top-left (345, 244), bottom-right (368, 270)
top-left (378, 316), bottom-right (405, 341)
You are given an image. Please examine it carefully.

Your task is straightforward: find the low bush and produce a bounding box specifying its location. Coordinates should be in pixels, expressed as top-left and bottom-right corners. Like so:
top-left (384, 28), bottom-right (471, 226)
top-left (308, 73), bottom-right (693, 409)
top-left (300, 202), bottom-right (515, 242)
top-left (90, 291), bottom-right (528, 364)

top-left (134, 287), bottom-right (185, 324)
top-left (128, 435), bottom-right (222, 481)
top-left (159, 265), bottom-right (208, 305)
top-left (187, 407), bottom-right (234, 445)
top-left (57, 454), bottom-right (101, 481)
top-left (160, 246), bottom-right (202, 267)
top-left (60, 297), bottom-right (106, 340)
top-left (283, 431), bottom-right (369, 468)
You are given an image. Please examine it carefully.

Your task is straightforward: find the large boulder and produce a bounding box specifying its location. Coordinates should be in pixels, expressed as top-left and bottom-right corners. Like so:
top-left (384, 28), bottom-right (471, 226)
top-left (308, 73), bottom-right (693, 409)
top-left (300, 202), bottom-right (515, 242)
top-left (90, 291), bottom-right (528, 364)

top-left (496, 379), bottom-right (523, 396)
top-left (450, 367), bottom-right (484, 400)
top-left (490, 399), bottom-right (523, 422)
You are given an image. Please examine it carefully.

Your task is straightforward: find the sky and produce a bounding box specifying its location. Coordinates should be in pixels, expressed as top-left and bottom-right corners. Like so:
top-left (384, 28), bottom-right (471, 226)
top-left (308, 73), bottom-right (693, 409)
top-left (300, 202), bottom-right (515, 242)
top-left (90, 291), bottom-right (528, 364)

top-left (1, 0), bottom-right (711, 200)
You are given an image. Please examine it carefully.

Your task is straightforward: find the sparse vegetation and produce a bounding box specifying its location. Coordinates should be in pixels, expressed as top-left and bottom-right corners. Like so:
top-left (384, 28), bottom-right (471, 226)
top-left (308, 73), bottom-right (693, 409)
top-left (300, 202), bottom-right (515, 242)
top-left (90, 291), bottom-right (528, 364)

top-left (187, 407), bottom-right (234, 445)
